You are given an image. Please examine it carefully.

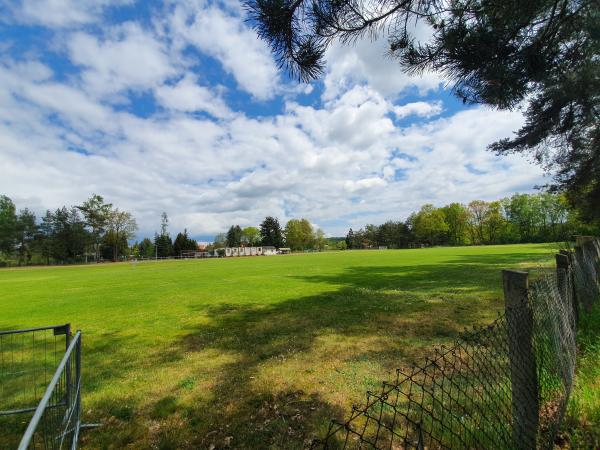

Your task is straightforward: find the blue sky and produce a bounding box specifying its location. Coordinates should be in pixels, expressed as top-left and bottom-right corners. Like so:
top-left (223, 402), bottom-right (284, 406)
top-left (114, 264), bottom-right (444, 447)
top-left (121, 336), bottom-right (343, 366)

top-left (0, 0), bottom-right (546, 241)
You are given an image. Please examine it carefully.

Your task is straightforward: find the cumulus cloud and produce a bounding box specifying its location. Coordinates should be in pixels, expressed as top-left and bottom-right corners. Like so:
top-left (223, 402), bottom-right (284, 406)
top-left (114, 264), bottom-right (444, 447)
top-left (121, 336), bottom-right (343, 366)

top-left (168, 3), bottom-right (280, 100)
top-left (154, 76), bottom-right (232, 119)
top-left (394, 101), bottom-right (443, 119)
top-left (0, 59), bottom-right (545, 239)
top-left (0, 1), bottom-right (548, 239)
top-left (323, 26), bottom-right (443, 100)
top-left (4, 0), bottom-right (133, 27)
top-left (68, 23), bottom-right (178, 96)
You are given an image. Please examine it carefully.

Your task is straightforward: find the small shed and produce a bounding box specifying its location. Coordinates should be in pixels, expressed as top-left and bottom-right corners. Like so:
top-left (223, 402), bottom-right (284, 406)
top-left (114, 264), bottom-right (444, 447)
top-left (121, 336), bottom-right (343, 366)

top-left (279, 248), bottom-right (291, 254)
top-left (262, 246), bottom-right (277, 255)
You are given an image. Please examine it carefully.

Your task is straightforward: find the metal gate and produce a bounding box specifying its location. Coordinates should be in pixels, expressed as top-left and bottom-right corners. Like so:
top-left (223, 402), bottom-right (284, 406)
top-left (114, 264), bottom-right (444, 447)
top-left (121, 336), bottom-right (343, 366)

top-left (0, 324), bottom-right (82, 449)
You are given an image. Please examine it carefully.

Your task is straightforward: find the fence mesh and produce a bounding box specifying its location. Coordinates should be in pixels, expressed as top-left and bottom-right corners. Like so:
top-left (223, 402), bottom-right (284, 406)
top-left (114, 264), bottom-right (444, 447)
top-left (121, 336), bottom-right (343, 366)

top-left (0, 325), bottom-right (82, 450)
top-left (17, 331), bottom-right (82, 450)
top-left (0, 325), bottom-right (71, 448)
top-left (312, 238), bottom-right (600, 450)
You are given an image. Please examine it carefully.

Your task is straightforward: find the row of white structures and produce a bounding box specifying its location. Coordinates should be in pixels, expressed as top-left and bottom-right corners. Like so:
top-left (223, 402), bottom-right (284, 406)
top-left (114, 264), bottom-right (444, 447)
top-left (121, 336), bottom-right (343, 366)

top-left (224, 246), bottom-right (277, 257)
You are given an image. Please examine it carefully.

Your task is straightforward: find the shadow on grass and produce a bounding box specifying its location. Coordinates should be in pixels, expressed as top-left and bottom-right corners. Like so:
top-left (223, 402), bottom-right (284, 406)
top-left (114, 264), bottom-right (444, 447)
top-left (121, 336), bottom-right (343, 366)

top-left (81, 251), bottom-right (552, 449)
top-left (132, 254), bottom-right (551, 449)
top-left (287, 251), bottom-right (551, 293)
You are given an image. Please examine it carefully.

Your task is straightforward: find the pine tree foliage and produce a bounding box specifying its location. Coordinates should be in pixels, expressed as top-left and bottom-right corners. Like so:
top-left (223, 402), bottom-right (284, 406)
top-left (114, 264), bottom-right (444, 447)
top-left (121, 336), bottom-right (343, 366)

top-left (247, 0), bottom-right (600, 221)
top-left (259, 216), bottom-right (285, 247)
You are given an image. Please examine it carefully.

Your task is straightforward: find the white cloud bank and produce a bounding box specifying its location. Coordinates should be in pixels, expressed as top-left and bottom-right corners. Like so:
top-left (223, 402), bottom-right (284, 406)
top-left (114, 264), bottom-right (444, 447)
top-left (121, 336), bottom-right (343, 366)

top-left (3, 0), bottom-right (133, 27)
top-left (0, 1), bottom-right (547, 239)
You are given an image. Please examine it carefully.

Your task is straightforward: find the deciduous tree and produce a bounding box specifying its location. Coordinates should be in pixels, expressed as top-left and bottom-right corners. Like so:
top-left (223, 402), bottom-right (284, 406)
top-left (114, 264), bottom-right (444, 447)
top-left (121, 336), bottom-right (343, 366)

top-left (77, 194), bottom-right (112, 262)
top-left (241, 226), bottom-right (262, 246)
top-left (106, 209), bottom-right (137, 261)
top-left (284, 218), bottom-right (314, 251)
top-left (411, 204), bottom-right (448, 245)
top-left (441, 203), bottom-right (469, 246)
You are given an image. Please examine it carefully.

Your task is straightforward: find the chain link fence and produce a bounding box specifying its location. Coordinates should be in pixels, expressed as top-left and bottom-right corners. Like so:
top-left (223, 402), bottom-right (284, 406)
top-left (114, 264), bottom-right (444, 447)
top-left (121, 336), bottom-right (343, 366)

top-left (312, 238), bottom-right (600, 450)
top-left (0, 325), bottom-right (82, 449)
top-left (17, 331), bottom-right (82, 449)
top-left (2, 240), bottom-right (598, 449)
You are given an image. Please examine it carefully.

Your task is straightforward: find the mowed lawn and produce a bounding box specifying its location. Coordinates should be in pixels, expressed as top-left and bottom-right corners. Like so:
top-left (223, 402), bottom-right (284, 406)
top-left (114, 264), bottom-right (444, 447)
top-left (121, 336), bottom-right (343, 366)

top-left (0, 244), bottom-right (558, 449)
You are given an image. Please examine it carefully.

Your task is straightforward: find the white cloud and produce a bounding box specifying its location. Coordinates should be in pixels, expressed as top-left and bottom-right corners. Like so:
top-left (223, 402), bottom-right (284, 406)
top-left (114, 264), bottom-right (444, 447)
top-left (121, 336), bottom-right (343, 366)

top-left (0, 3), bottom-right (548, 239)
top-left (154, 76), bottom-right (232, 119)
top-left (394, 101), bottom-right (443, 119)
top-left (6, 0), bottom-right (132, 27)
top-left (0, 57), bottom-right (546, 238)
top-left (323, 27), bottom-right (443, 100)
top-left (168, 4), bottom-right (280, 100)
top-left (68, 23), bottom-right (178, 96)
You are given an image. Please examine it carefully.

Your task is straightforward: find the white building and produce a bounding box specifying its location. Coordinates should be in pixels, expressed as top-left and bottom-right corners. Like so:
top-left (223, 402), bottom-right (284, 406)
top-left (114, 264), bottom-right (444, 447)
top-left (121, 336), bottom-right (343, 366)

top-left (262, 246), bottom-right (277, 255)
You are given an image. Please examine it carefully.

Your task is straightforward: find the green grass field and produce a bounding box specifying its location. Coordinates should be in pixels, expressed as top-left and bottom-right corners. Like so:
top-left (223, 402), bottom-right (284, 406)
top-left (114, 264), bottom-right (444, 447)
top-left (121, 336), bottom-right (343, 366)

top-left (0, 244), bottom-right (561, 449)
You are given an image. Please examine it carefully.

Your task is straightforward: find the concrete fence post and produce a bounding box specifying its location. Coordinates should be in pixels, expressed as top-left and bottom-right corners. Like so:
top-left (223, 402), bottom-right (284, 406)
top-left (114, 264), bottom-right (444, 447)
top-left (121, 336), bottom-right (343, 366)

top-left (556, 253), bottom-right (569, 299)
top-left (503, 270), bottom-right (538, 450)
top-left (574, 244), bottom-right (594, 312)
top-left (575, 235), bottom-right (594, 246)
top-left (556, 253), bottom-right (578, 325)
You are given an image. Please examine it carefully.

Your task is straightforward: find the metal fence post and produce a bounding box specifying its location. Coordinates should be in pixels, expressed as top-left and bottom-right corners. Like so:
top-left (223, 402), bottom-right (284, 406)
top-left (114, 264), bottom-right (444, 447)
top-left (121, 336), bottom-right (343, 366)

top-left (73, 333), bottom-right (82, 448)
top-left (65, 323), bottom-right (72, 409)
top-left (502, 270), bottom-right (538, 450)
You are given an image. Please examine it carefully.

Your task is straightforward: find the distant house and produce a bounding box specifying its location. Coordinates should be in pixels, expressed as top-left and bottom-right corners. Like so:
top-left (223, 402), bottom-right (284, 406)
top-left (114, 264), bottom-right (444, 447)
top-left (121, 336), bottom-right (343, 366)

top-left (221, 246), bottom-right (278, 256)
top-left (262, 246), bottom-right (277, 255)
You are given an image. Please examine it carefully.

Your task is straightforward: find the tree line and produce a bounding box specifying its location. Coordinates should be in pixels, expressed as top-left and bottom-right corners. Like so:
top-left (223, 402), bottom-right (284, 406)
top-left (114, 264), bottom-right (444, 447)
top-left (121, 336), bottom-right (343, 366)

top-left (215, 217), bottom-right (332, 252)
top-left (0, 194), bottom-right (137, 266)
top-left (2, 191), bottom-right (596, 265)
top-left (249, 0), bottom-right (600, 233)
top-left (345, 193), bottom-right (598, 249)
top-left (131, 212), bottom-right (199, 259)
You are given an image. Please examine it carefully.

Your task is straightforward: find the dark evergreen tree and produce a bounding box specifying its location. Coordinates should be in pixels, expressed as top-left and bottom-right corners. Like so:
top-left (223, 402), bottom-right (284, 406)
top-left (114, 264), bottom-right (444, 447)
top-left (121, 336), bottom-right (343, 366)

top-left (226, 225), bottom-right (243, 247)
top-left (154, 233), bottom-right (173, 257)
top-left (174, 229), bottom-right (199, 255)
top-left (37, 210), bottom-right (54, 265)
top-left (50, 207), bottom-right (89, 262)
top-left (154, 212), bottom-right (173, 257)
top-left (0, 195), bottom-right (17, 255)
top-left (138, 238), bottom-right (155, 258)
top-left (259, 216), bottom-right (284, 247)
top-left (345, 228), bottom-right (354, 249)
top-left (248, 0), bottom-right (600, 222)
top-left (377, 221), bottom-right (411, 248)
top-left (15, 208), bottom-right (37, 265)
